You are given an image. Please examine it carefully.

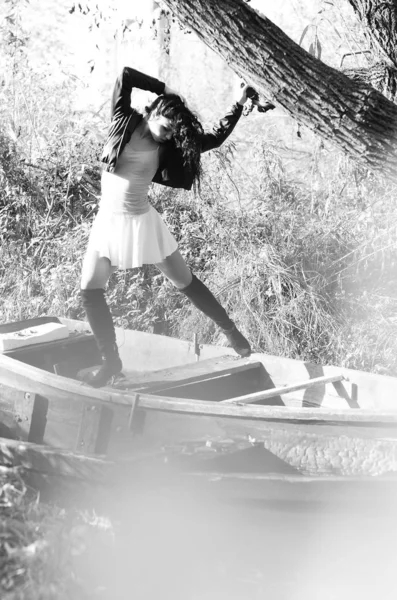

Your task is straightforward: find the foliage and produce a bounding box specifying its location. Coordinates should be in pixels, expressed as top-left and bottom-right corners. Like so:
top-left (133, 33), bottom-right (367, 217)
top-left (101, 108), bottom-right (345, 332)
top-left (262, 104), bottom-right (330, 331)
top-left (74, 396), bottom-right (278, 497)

top-left (0, 469), bottom-right (114, 599)
top-left (2, 132), bottom-right (397, 374)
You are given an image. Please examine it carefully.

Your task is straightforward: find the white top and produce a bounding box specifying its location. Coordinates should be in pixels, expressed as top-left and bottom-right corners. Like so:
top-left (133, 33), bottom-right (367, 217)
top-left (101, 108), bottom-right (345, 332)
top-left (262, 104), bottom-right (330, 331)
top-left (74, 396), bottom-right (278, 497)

top-left (100, 123), bottom-right (160, 216)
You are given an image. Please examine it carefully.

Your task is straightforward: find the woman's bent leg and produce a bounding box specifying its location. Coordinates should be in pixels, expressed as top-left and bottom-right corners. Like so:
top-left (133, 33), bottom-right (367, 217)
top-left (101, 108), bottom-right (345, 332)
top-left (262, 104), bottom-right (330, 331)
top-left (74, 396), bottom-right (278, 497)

top-left (155, 250), bottom-right (251, 357)
top-left (80, 251), bottom-right (122, 387)
top-left (155, 249), bottom-right (193, 289)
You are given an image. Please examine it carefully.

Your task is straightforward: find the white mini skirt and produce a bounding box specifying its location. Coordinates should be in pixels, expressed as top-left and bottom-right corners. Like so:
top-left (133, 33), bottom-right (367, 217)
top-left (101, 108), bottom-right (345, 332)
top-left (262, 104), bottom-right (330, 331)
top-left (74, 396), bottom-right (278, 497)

top-left (87, 205), bottom-right (178, 269)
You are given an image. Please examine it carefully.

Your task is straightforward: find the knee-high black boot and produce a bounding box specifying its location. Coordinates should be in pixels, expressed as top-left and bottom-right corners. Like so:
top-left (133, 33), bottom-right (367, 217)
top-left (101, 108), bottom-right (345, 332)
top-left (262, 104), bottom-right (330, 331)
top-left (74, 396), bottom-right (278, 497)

top-left (80, 288), bottom-right (123, 387)
top-left (180, 274), bottom-right (251, 357)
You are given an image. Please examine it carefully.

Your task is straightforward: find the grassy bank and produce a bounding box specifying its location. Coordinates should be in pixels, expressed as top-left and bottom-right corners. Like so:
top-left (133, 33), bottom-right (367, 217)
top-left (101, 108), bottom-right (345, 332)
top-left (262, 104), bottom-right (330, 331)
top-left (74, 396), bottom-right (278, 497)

top-left (1, 133), bottom-right (397, 375)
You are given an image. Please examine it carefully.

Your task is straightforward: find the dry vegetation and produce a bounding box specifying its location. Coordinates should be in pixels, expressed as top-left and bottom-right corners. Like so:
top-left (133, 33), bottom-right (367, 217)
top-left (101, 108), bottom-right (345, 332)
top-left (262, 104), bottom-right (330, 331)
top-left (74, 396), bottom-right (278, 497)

top-left (1, 128), bottom-right (397, 374)
top-left (0, 469), bottom-right (115, 599)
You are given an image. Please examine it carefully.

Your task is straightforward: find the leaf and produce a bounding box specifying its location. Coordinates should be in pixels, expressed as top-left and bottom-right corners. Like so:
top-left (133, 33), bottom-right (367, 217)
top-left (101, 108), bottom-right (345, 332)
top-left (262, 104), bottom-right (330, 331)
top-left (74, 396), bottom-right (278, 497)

top-left (299, 24), bottom-right (311, 47)
top-left (316, 38), bottom-right (322, 60)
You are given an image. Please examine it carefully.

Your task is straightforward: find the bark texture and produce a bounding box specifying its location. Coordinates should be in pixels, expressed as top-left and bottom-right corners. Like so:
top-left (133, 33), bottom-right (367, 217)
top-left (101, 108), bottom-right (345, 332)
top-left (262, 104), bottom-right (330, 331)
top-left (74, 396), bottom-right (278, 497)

top-left (347, 0), bottom-right (397, 99)
top-left (162, 0), bottom-right (397, 182)
top-left (348, 0), bottom-right (397, 66)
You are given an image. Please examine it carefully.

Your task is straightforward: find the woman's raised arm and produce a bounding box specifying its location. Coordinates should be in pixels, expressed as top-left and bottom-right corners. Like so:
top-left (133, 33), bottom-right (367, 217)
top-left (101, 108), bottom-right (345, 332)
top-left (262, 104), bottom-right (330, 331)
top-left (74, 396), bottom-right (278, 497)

top-left (110, 67), bottom-right (166, 119)
top-left (200, 84), bottom-right (274, 153)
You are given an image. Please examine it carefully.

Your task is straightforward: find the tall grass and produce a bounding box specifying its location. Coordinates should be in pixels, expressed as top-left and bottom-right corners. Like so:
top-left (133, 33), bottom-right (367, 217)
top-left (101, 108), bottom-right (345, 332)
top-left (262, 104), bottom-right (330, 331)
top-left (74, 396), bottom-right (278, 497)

top-left (1, 132), bottom-right (397, 375)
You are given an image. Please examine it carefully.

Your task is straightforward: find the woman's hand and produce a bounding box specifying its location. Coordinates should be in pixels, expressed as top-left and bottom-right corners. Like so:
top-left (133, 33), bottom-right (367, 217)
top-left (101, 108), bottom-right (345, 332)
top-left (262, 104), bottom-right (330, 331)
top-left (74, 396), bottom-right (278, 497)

top-left (237, 82), bottom-right (276, 115)
top-left (236, 83), bottom-right (251, 106)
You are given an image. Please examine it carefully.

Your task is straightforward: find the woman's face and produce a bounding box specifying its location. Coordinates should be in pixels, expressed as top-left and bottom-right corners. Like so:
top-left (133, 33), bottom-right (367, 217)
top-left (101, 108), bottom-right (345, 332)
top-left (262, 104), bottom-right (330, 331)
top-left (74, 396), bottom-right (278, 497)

top-left (147, 115), bottom-right (175, 143)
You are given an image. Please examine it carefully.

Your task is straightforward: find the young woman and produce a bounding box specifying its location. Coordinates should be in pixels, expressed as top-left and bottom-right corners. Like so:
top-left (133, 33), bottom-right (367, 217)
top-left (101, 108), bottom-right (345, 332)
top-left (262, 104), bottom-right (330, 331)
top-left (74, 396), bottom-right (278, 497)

top-left (80, 67), bottom-right (258, 387)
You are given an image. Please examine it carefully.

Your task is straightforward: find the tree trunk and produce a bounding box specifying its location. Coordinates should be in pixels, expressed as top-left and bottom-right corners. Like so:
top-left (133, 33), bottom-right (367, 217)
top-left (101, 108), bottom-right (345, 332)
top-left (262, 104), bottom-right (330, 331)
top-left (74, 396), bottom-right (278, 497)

top-left (348, 0), bottom-right (397, 66)
top-left (347, 0), bottom-right (397, 99)
top-left (343, 61), bottom-right (397, 101)
top-left (162, 0), bottom-right (397, 183)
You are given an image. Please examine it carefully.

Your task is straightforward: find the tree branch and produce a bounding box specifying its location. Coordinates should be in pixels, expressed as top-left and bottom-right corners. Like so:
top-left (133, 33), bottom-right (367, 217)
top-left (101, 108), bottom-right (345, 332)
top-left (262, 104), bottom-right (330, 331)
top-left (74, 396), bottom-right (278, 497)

top-left (162, 0), bottom-right (397, 182)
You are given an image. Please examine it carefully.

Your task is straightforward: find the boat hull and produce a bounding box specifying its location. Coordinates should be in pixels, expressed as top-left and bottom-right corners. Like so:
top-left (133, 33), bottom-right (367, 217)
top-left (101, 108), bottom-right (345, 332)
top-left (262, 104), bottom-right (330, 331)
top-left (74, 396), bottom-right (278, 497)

top-left (1, 317), bottom-right (397, 483)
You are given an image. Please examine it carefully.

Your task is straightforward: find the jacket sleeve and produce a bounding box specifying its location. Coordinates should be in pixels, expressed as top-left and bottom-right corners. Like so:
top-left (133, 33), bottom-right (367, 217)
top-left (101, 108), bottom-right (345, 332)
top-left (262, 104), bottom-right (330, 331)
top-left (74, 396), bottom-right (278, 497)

top-left (111, 67), bottom-right (166, 120)
top-left (200, 103), bottom-right (244, 153)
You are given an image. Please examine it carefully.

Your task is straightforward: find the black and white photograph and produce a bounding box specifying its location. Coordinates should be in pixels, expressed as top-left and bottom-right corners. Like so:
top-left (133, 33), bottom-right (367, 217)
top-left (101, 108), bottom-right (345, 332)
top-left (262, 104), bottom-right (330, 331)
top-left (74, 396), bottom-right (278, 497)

top-left (1, 1), bottom-right (397, 598)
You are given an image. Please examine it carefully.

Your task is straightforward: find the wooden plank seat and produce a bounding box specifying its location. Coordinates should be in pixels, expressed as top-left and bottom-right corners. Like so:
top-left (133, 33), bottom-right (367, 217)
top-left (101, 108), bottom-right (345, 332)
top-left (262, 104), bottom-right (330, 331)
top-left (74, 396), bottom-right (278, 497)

top-left (0, 316), bottom-right (62, 335)
top-left (111, 355), bottom-right (284, 405)
top-left (106, 355), bottom-right (281, 436)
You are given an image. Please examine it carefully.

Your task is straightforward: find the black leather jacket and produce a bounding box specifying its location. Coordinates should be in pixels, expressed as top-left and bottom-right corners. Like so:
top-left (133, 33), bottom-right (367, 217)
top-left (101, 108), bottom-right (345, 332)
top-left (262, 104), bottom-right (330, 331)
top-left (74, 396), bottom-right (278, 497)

top-left (100, 67), bottom-right (243, 191)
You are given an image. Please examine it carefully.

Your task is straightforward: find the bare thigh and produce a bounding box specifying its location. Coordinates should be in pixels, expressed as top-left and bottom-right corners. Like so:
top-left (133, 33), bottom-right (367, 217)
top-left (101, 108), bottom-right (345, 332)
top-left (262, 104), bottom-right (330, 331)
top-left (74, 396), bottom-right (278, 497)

top-left (155, 250), bottom-right (192, 289)
top-left (80, 249), bottom-right (117, 289)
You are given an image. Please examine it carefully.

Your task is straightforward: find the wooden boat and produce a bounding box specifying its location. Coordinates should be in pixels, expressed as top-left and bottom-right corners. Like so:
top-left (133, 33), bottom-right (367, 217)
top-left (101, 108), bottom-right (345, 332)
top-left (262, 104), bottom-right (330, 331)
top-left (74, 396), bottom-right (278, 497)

top-left (1, 315), bottom-right (397, 506)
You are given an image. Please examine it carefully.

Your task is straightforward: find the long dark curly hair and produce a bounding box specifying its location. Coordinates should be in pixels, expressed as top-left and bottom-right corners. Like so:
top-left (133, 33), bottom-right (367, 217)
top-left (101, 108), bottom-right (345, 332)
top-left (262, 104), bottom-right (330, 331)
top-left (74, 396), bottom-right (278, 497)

top-left (145, 94), bottom-right (204, 188)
